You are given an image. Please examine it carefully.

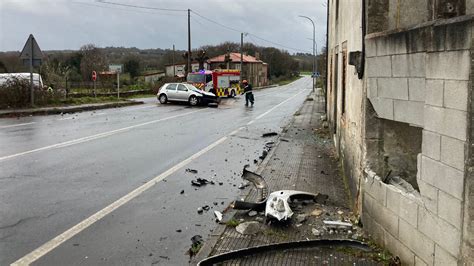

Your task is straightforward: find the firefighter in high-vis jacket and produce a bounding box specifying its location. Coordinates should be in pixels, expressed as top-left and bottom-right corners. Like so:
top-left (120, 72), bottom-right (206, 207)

top-left (242, 80), bottom-right (254, 107)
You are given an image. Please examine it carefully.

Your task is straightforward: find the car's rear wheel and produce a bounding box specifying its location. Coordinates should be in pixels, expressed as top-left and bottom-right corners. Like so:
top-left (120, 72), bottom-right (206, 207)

top-left (159, 94), bottom-right (167, 104)
top-left (189, 95), bottom-right (199, 106)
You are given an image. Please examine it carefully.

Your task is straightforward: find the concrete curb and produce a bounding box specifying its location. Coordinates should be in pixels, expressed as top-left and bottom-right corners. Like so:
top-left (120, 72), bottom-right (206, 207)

top-left (0, 100), bottom-right (144, 118)
top-left (191, 93), bottom-right (312, 265)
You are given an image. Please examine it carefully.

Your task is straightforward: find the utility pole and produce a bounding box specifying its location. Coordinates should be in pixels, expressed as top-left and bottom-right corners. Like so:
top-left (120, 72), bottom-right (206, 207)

top-left (172, 44), bottom-right (176, 77)
top-left (240, 33), bottom-right (243, 83)
top-left (299, 15), bottom-right (316, 92)
top-left (187, 9), bottom-right (191, 77)
top-left (29, 38), bottom-right (34, 105)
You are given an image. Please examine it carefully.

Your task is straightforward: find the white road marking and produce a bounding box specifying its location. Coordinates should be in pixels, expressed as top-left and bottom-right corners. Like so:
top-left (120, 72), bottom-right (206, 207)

top-left (0, 109), bottom-right (204, 163)
top-left (57, 117), bottom-right (75, 121)
top-left (11, 87), bottom-right (309, 265)
top-left (0, 122), bottom-right (36, 129)
top-left (125, 105), bottom-right (156, 111)
top-left (11, 134), bottom-right (228, 266)
top-left (247, 88), bottom-right (309, 125)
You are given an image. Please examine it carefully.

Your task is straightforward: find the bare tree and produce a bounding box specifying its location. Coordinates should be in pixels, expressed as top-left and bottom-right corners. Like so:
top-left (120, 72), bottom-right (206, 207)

top-left (79, 44), bottom-right (107, 81)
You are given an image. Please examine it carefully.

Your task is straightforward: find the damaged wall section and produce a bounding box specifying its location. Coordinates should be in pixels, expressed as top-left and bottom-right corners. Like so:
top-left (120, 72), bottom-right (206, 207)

top-left (362, 16), bottom-right (472, 265)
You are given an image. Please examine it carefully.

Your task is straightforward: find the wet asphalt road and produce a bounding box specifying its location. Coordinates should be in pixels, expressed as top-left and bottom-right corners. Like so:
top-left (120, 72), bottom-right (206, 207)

top-left (0, 77), bottom-right (312, 265)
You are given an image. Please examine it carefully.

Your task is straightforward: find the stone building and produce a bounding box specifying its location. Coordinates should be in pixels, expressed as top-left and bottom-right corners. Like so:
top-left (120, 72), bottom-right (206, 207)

top-left (326, 0), bottom-right (474, 264)
top-left (208, 53), bottom-right (268, 87)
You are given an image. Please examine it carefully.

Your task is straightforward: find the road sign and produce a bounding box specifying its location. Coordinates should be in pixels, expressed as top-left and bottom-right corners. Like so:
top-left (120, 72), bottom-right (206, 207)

top-left (311, 72), bottom-right (320, 78)
top-left (20, 34), bottom-right (43, 61)
top-left (19, 34), bottom-right (43, 106)
top-left (109, 64), bottom-right (123, 74)
top-left (92, 71), bottom-right (97, 81)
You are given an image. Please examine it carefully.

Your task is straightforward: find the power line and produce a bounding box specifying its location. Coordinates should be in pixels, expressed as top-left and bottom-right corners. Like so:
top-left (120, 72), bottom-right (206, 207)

top-left (73, 1), bottom-right (186, 16)
top-left (191, 10), bottom-right (310, 53)
top-left (93, 0), bottom-right (311, 53)
top-left (191, 11), bottom-right (241, 33)
top-left (95, 0), bottom-right (187, 12)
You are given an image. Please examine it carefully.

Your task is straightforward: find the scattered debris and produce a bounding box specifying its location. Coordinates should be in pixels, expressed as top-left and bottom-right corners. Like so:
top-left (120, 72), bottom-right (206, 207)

top-left (238, 182), bottom-right (250, 189)
top-left (202, 205), bottom-right (210, 211)
top-left (280, 138), bottom-right (289, 142)
top-left (310, 208), bottom-right (323, 217)
top-left (186, 168), bottom-right (198, 174)
top-left (197, 207), bottom-right (203, 214)
top-left (176, 229), bottom-right (182, 233)
top-left (233, 169), bottom-right (268, 210)
top-left (180, 190), bottom-right (185, 194)
top-left (188, 235), bottom-right (203, 257)
top-left (262, 132), bottom-right (278, 137)
top-left (214, 211), bottom-right (223, 222)
top-left (259, 150), bottom-right (268, 160)
top-left (191, 178), bottom-right (213, 187)
top-left (265, 141), bottom-right (275, 149)
top-left (323, 220), bottom-right (353, 229)
top-left (255, 217), bottom-right (264, 222)
top-left (236, 221), bottom-right (261, 235)
top-left (253, 159), bottom-right (258, 164)
top-left (295, 214), bottom-right (307, 224)
top-left (248, 211), bottom-right (258, 217)
top-left (265, 190), bottom-right (328, 221)
top-left (311, 228), bottom-right (321, 236)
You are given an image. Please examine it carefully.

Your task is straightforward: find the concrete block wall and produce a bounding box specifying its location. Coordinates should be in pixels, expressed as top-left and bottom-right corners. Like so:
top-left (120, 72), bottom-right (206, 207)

top-left (362, 17), bottom-right (473, 265)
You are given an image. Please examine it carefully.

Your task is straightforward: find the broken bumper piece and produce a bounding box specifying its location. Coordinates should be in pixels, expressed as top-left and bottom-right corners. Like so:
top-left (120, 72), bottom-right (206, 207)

top-left (265, 190), bottom-right (328, 221)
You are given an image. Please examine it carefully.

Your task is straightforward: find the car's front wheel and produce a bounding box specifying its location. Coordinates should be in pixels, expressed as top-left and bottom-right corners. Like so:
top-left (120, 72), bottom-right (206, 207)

top-left (159, 94), bottom-right (167, 104)
top-left (189, 95), bottom-right (199, 106)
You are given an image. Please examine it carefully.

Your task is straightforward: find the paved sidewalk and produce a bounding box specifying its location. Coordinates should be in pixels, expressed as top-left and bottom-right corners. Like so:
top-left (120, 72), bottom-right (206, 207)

top-left (194, 94), bottom-right (390, 265)
top-left (0, 100), bottom-right (143, 117)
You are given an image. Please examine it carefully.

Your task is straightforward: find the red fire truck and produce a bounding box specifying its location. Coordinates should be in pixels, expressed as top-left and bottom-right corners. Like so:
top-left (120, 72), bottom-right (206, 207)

top-left (186, 69), bottom-right (241, 97)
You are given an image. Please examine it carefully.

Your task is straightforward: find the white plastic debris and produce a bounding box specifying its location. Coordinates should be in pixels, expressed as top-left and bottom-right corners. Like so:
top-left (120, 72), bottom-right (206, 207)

top-left (265, 190), bottom-right (320, 221)
top-left (323, 220), bottom-right (353, 229)
top-left (214, 211), bottom-right (223, 222)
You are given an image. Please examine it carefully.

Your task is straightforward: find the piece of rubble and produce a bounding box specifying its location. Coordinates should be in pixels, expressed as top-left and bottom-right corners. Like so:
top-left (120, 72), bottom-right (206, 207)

top-left (248, 211), bottom-right (258, 217)
top-left (202, 205), bottom-right (210, 211)
top-left (180, 190), bottom-right (184, 194)
top-left (236, 221), bottom-right (261, 235)
top-left (259, 150), bottom-right (268, 160)
top-left (197, 207), bottom-right (203, 214)
top-left (185, 168), bottom-right (198, 174)
top-left (214, 211), bottom-right (223, 222)
top-left (311, 228), bottom-right (321, 236)
top-left (238, 182), bottom-right (250, 189)
top-left (262, 132), bottom-right (278, 137)
top-left (323, 220), bottom-right (353, 229)
top-left (255, 217), bottom-right (264, 222)
top-left (295, 214), bottom-right (307, 224)
top-left (191, 178), bottom-right (212, 187)
top-left (311, 208), bottom-right (323, 217)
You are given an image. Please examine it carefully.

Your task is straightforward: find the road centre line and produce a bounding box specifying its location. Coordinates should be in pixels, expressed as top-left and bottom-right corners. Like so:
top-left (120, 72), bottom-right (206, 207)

top-left (0, 109), bottom-right (204, 163)
top-left (12, 86), bottom-right (310, 265)
top-left (0, 122), bottom-right (36, 129)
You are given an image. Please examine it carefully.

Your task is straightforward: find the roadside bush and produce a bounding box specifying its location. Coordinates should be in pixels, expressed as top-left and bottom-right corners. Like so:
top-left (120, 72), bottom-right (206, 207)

top-left (0, 78), bottom-right (63, 108)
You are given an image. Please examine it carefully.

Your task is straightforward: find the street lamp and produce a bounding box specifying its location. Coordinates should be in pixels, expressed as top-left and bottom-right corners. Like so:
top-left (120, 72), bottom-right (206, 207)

top-left (299, 15), bottom-right (316, 92)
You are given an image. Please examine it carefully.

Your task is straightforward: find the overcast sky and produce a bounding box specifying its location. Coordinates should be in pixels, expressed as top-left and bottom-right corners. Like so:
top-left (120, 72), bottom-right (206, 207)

top-left (0, 0), bottom-right (327, 54)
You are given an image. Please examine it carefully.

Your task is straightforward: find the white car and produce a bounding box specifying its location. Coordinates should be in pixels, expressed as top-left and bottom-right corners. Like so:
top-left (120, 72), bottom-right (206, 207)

top-left (157, 83), bottom-right (218, 106)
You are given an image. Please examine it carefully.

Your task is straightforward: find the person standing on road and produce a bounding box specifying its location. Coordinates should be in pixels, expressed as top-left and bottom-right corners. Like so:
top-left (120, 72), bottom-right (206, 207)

top-left (242, 80), bottom-right (254, 107)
